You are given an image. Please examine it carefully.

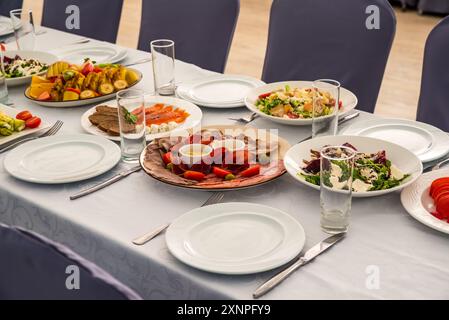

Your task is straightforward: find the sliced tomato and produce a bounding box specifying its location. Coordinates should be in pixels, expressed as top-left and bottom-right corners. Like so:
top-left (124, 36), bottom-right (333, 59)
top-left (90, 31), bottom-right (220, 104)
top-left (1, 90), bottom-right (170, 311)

top-left (435, 194), bottom-right (449, 219)
top-left (431, 183), bottom-right (449, 199)
top-left (66, 87), bottom-right (81, 95)
top-left (258, 92), bottom-right (271, 99)
top-left (37, 91), bottom-right (51, 101)
top-left (162, 152), bottom-right (172, 165)
top-left (240, 165), bottom-right (260, 177)
top-left (435, 190), bottom-right (449, 203)
top-left (430, 177), bottom-right (449, 196)
top-left (93, 67), bottom-right (103, 73)
top-left (184, 170), bottom-right (205, 181)
top-left (16, 110), bottom-right (33, 121)
top-left (213, 166), bottom-right (232, 178)
top-left (25, 116), bottom-right (41, 129)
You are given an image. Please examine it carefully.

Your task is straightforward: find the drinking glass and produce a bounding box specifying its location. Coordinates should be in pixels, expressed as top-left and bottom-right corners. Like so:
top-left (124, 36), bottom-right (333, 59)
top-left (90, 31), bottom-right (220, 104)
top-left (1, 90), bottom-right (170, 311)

top-left (10, 9), bottom-right (36, 50)
top-left (312, 79), bottom-right (340, 138)
top-left (150, 39), bottom-right (175, 95)
top-left (320, 145), bottom-right (356, 234)
top-left (0, 50), bottom-right (8, 103)
top-left (117, 89), bottom-right (146, 163)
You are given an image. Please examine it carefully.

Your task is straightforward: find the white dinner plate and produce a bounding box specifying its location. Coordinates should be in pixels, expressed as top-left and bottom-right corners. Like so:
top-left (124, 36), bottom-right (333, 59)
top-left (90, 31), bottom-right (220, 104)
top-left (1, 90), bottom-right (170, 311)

top-left (166, 202), bottom-right (305, 275)
top-left (4, 134), bottom-right (121, 184)
top-left (401, 169), bottom-right (449, 234)
top-left (24, 68), bottom-right (142, 108)
top-left (0, 104), bottom-right (50, 147)
top-left (244, 81), bottom-right (358, 126)
top-left (284, 135), bottom-right (423, 197)
top-left (3, 50), bottom-right (59, 86)
top-left (340, 118), bottom-right (449, 163)
top-left (51, 45), bottom-right (128, 64)
top-left (81, 96), bottom-right (203, 141)
top-left (176, 75), bottom-right (265, 108)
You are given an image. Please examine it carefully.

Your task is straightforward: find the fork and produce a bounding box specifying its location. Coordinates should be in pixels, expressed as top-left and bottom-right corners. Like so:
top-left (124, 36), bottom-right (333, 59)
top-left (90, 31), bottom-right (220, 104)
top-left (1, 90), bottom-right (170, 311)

top-left (0, 120), bottom-right (63, 154)
top-left (228, 112), bottom-right (258, 124)
top-left (132, 192), bottom-right (225, 245)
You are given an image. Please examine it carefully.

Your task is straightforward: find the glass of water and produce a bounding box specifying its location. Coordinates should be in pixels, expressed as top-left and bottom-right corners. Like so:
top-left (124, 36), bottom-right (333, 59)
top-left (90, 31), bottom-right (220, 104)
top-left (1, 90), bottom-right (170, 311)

top-left (0, 49), bottom-right (8, 103)
top-left (10, 9), bottom-right (36, 51)
top-left (320, 145), bottom-right (356, 234)
top-left (117, 89), bottom-right (146, 163)
top-left (312, 79), bottom-right (340, 138)
top-left (150, 39), bottom-right (175, 95)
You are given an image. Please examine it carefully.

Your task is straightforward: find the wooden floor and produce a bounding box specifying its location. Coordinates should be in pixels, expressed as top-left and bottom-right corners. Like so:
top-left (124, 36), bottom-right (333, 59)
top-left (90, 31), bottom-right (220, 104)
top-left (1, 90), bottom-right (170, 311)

top-left (24, 0), bottom-right (441, 119)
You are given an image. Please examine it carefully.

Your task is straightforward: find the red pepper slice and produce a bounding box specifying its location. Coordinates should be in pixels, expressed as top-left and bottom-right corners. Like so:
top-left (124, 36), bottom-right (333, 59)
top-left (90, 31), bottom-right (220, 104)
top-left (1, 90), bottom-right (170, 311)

top-left (66, 87), bottom-right (81, 95)
top-left (240, 165), bottom-right (260, 177)
top-left (184, 170), bottom-right (206, 181)
top-left (213, 166), bottom-right (232, 178)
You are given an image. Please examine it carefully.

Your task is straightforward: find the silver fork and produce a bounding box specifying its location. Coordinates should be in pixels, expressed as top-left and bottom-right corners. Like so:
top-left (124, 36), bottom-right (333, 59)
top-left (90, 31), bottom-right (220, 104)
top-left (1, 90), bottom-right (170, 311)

top-left (0, 120), bottom-right (63, 154)
top-left (228, 112), bottom-right (258, 124)
top-left (132, 192), bottom-right (224, 245)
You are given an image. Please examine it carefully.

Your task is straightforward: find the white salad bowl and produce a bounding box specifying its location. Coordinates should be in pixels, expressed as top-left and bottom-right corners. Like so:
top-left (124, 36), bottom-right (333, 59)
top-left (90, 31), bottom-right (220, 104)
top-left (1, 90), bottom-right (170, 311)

top-left (4, 50), bottom-right (58, 86)
top-left (244, 80), bottom-right (358, 126)
top-left (284, 135), bottom-right (423, 198)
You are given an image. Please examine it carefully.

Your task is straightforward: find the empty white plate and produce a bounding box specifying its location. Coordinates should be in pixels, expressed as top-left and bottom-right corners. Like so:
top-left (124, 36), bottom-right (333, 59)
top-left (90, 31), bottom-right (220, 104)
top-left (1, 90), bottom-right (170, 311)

top-left (340, 118), bottom-right (449, 162)
top-left (4, 134), bottom-right (121, 184)
top-left (401, 168), bottom-right (449, 234)
top-left (176, 75), bottom-right (265, 108)
top-left (51, 45), bottom-right (127, 64)
top-left (166, 202), bottom-right (305, 274)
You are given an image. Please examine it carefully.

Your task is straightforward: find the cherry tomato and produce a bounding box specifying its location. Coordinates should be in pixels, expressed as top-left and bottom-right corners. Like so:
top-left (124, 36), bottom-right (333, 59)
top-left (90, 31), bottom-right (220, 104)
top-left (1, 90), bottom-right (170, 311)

top-left (16, 110), bottom-right (33, 121)
top-left (25, 116), bottom-right (41, 129)
top-left (162, 152), bottom-right (172, 165)
top-left (258, 92), bottom-right (271, 99)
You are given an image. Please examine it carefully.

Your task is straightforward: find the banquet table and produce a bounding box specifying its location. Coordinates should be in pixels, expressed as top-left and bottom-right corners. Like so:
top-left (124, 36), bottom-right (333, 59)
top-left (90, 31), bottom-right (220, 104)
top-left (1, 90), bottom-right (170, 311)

top-left (1, 26), bottom-right (448, 300)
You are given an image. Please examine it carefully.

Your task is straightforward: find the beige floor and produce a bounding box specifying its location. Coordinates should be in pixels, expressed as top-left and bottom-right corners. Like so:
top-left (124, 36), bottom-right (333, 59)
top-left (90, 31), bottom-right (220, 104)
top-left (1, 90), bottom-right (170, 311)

top-left (24, 0), bottom-right (441, 119)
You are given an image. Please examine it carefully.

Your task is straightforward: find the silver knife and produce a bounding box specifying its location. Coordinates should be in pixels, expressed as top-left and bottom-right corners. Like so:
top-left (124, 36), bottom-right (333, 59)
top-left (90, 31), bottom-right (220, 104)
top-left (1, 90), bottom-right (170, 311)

top-left (297, 111), bottom-right (360, 144)
top-left (70, 165), bottom-right (141, 200)
top-left (253, 232), bottom-right (346, 299)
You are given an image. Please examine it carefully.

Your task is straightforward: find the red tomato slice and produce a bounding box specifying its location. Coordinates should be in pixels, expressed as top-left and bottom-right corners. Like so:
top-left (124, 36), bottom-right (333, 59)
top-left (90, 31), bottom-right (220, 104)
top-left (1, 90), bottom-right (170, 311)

top-left (436, 194), bottom-right (449, 219)
top-left (37, 91), bottom-right (51, 101)
top-left (212, 166), bottom-right (232, 178)
top-left (240, 165), bottom-right (261, 177)
top-left (431, 183), bottom-right (449, 199)
top-left (435, 190), bottom-right (449, 203)
top-left (25, 116), bottom-right (41, 129)
top-left (258, 92), bottom-right (271, 99)
top-left (430, 177), bottom-right (449, 196)
top-left (183, 170), bottom-right (205, 181)
top-left (16, 110), bottom-right (33, 121)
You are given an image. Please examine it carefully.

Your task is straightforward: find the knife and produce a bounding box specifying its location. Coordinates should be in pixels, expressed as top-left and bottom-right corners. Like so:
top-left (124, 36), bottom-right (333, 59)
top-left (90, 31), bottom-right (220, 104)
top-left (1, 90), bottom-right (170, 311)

top-left (297, 111), bottom-right (360, 144)
top-left (69, 165), bottom-right (142, 200)
top-left (253, 232), bottom-right (346, 299)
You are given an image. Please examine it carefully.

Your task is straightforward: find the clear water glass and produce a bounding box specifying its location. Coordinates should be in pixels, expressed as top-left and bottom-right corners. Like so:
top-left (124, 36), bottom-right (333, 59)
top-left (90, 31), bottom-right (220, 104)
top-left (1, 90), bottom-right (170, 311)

top-left (150, 39), bottom-right (175, 95)
top-left (320, 145), bottom-right (356, 234)
top-left (312, 79), bottom-right (340, 138)
top-left (117, 89), bottom-right (146, 163)
top-left (10, 9), bottom-right (36, 50)
top-left (0, 50), bottom-right (8, 103)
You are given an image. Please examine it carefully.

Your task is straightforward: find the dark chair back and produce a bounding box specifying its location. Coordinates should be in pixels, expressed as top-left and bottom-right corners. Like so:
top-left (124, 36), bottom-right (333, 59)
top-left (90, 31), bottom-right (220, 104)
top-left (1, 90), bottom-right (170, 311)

top-left (138, 0), bottom-right (240, 72)
top-left (416, 16), bottom-right (449, 131)
top-left (41, 0), bottom-right (124, 42)
top-left (0, 223), bottom-right (141, 299)
top-left (0, 0), bottom-right (23, 17)
top-left (262, 0), bottom-right (396, 113)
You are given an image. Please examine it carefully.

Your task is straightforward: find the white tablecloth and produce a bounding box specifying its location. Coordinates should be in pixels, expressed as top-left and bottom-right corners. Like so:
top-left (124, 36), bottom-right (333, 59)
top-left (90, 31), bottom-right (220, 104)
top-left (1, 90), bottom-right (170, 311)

top-left (1, 27), bottom-right (448, 300)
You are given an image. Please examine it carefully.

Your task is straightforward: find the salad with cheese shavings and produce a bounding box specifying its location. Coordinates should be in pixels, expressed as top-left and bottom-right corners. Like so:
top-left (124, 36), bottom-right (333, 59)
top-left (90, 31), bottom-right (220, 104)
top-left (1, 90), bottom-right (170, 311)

top-left (2, 55), bottom-right (48, 78)
top-left (255, 85), bottom-right (341, 119)
top-left (299, 143), bottom-right (410, 192)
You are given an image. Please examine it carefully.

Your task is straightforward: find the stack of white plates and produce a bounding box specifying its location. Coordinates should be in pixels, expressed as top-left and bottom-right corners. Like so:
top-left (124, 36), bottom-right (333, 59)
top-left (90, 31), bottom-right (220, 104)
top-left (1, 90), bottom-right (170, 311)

top-left (176, 75), bottom-right (265, 108)
top-left (340, 118), bottom-right (449, 163)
